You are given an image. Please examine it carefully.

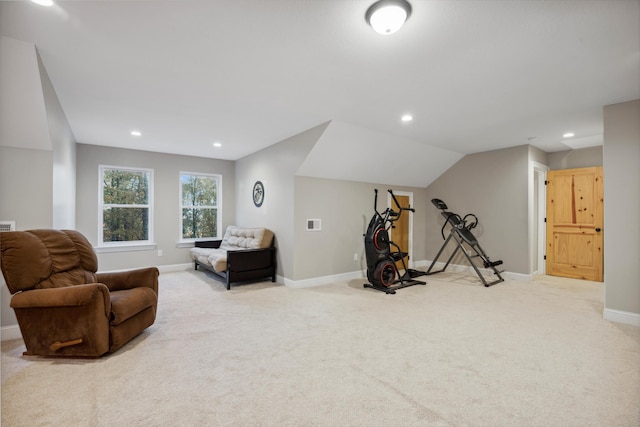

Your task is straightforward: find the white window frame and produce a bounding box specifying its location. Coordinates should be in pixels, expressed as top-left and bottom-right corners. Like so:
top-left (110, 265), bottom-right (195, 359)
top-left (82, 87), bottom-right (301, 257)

top-left (178, 171), bottom-right (222, 244)
top-left (98, 165), bottom-right (154, 250)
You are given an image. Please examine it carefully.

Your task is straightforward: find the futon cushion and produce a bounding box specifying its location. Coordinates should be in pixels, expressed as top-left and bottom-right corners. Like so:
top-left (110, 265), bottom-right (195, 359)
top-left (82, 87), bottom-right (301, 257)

top-left (109, 287), bottom-right (157, 326)
top-left (220, 226), bottom-right (273, 250)
top-left (190, 246), bottom-right (219, 266)
top-left (189, 247), bottom-right (227, 272)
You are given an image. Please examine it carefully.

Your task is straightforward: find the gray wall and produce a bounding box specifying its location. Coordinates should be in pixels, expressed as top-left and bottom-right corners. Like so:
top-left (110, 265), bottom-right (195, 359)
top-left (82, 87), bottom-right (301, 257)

top-left (1, 36), bottom-right (76, 329)
top-left (548, 146), bottom-right (603, 169)
top-left (603, 99), bottom-right (640, 318)
top-left (38, 52), bottom-right (77, 230)
top-left (0, 37), bottom-right (50, 151)
top-left (235, 123), bottom-right (327, 279)
top-left (425, 145), bottom-right (530, 274)
top-left (236, 123), bottom-right (430, 283)
top-left (76, 144), bottom-right (235, 272)
top-left (0, 147), bottom-right (53, 327)
top-left (293, 177), bottom-right (428, 281)
top-left (529, 145), bottom-right (548, 166)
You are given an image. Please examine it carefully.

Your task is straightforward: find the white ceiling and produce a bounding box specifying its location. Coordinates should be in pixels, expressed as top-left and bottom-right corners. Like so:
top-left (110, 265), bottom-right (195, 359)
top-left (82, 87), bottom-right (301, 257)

top-left (1, 0), bottom-right (638, 162)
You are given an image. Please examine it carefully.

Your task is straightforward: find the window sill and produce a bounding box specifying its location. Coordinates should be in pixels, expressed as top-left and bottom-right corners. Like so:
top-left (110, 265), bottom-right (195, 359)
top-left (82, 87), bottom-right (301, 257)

top-left (176, 241), bottom-right (194, 248)
top-left (95, 243), bottom-right (157, 253)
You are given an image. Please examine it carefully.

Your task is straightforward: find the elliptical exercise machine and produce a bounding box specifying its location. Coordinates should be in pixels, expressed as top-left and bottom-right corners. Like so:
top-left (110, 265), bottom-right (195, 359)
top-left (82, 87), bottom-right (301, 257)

top-left (364, 189), bottom-right (426, 294)
top-left (426, 199), bottom-right (504, 287)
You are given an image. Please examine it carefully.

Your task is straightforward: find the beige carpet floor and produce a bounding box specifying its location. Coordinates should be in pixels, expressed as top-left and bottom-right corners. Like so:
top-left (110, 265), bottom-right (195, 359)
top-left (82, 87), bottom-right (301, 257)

top-left (2, 270), bottom-right (639, 426)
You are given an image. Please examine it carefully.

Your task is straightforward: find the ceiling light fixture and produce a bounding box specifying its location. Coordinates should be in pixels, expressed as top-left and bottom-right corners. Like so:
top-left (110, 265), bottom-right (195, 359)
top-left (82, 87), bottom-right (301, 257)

top-left (562, 132), bottom-right (575, 138)
top-left (130, 130), bottom-right (142, 137)
top-left (401, 114), bottom-right (413, 122)
top-left (31, 0), bottom-right (54, 6)
top-left (212, 142), bottom-right (222, 148)
top-left (365, 0), bottom-right (412, 35)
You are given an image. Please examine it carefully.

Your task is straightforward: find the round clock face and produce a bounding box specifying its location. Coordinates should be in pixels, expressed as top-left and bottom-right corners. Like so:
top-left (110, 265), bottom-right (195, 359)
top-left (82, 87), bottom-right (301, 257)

top-left (252, 181), bottom-right (264, 207)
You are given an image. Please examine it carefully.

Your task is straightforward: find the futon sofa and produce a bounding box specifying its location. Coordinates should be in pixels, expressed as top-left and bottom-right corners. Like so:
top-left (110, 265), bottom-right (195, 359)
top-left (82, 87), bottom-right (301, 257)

top-left (190, 225), bottom-right (276, 290)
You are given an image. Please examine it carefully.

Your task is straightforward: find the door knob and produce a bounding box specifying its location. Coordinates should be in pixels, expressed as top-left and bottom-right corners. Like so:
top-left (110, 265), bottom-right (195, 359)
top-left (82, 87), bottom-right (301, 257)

top-left (595, 227), bottom-right (601, 232)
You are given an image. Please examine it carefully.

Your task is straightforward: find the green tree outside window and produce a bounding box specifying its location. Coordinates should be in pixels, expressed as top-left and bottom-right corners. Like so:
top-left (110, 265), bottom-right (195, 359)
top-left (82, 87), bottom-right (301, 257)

top-left (180, 173), bottom-right (220, 239)
top-left (100, 167), bottom-right (153, 244)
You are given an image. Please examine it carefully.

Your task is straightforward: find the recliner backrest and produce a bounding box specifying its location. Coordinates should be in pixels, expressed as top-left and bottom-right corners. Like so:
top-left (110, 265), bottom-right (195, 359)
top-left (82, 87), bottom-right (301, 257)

top-left (0, 230), bottom-right (98, 294)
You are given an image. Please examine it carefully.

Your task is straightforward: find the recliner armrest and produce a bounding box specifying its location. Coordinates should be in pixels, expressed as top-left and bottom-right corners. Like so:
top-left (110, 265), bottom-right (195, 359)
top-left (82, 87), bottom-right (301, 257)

top-left (10, 283), bottom-right (111, 318)
top-left (96, 267), bottom-right (159, 293)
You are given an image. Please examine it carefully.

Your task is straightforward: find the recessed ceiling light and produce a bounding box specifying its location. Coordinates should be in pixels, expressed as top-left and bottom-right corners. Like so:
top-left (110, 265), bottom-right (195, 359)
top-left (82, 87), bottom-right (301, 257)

top-left (562, 132), bottom-right (575, 138)
top-left (212, 142), bottom-right (222, 148)
top-left (31, 0), bottom-right (54, 6)
top-left (130, 130), bottom-right (142, 137)
top-left (401, 114), bottom-right (413, 122)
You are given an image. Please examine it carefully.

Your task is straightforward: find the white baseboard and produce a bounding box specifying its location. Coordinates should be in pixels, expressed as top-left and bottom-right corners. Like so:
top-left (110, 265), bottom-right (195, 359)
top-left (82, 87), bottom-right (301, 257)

top-left (1, 325), bottom-right (22, 341)
top-left (280, 261), bottom-right (532, 290)
top-left (99, 263), bottom-right (193, 274)
top-left (0, 264), bottom-right (193, 341)
top-left (158, 263), bottom-right (193, 273)
top-left (282, 261), bottom-right (531, 289)
top-left (603, 308), bottom-right (640, 327)
top-left (284, 270), bottom-right (365, 289)
top-left (419, 260), bottom-right (532, 282)
top-left (503, 271), bottom-right (533, 282)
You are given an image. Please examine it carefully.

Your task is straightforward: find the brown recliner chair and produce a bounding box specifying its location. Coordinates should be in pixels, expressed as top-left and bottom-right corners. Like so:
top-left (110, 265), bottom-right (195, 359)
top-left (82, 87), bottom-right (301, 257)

top-left (0, 229), bottom-right (159, 357)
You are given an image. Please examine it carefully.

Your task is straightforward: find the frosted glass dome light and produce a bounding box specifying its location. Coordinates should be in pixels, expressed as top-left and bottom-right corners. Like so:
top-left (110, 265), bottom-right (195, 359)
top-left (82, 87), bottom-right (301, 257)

top-left (366, 0), bottom-right (412, 35)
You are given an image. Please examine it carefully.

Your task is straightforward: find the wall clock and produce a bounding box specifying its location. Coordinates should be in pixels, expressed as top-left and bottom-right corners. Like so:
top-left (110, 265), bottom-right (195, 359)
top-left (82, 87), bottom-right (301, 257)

top-left (252, 181), bottom-right (264, 207)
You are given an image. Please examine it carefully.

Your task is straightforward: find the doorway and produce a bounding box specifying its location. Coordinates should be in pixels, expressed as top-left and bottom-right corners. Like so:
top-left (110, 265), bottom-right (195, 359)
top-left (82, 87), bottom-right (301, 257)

top-left (531, 162), bottom-right (548, 275)
top-left (388, 191), bottom-right (413, 272)
top-left (545, 166), bottom-right (604, 282)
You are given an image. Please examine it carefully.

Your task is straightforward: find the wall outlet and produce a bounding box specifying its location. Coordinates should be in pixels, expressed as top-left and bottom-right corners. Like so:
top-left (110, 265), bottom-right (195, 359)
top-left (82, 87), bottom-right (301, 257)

top-left (157, 250), bottom-right (163, 257)
top-left (306, 219), bottom-right (321, 231)
top-left (354, 253), bottom-right (358, 261)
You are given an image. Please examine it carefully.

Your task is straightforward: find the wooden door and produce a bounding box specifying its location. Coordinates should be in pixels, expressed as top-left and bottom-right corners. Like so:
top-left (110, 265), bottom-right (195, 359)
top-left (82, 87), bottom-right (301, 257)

top-left (546, 166), bottom-right (603, 281)
top-left (390, 195), bottom-right (410, 271)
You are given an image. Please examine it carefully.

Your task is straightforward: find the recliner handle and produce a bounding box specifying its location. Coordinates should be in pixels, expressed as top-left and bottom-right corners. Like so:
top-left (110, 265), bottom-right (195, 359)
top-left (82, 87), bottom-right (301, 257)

top-left (49, 338), bottom-right (83, 352)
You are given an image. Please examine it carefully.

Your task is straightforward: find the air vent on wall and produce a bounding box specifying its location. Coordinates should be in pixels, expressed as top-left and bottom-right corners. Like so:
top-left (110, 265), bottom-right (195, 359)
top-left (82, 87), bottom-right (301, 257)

top-left (306, 219), bottom-right (321, 231)
top-left (0, 221), bottom-right (16, 232)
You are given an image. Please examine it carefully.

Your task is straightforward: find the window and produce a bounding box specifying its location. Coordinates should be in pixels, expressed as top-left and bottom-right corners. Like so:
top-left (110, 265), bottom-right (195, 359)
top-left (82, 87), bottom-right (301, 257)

top-left (180, 172), bottom-right (221, 240)
top-left (99, 166), bottom-right (153, 246)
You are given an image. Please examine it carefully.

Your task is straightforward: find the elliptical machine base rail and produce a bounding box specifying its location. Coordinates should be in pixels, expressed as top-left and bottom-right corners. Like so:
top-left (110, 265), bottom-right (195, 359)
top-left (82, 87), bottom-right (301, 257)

top-left (364, 268), bottom-right (427, 294)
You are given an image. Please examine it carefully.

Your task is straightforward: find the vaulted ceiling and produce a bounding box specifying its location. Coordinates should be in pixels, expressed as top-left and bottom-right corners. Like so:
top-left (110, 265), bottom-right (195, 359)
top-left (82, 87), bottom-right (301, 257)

top-left (1, 1), bottom-right (638, 179)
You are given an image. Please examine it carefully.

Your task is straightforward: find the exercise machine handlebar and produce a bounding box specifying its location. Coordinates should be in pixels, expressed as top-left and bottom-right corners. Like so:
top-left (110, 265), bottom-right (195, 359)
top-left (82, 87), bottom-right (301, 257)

top-left (389, 189), bottom-right (415, 213)
top-left (431, 198), bottom-right (477, 239)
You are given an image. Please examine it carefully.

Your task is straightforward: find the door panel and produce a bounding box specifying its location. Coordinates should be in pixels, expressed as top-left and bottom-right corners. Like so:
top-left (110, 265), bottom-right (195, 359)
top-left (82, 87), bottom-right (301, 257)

top-left (546, 167), bottom-right (603, 281)
top-left (390, 195), bottom-right (410, 271)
